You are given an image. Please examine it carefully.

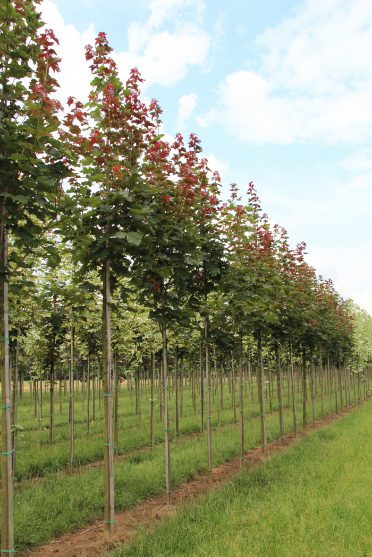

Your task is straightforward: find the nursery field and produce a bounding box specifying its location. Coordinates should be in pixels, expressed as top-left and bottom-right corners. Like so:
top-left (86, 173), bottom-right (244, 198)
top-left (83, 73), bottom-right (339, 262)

top-left (0, 368), bottom-right (370, 553)
top-left (2, 2), bottom-right (372, 556)
top-left (110, 399), bottom-right (372, 557)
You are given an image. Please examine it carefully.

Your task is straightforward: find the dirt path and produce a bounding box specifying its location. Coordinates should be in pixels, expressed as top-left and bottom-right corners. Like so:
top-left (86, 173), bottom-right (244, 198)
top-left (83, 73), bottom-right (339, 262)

top-left (22, 406), bottom-right (357, 557)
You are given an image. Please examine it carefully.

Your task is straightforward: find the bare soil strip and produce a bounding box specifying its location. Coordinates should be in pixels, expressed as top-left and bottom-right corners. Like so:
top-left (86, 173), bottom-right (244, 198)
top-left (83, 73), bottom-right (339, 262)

top-left (22, 406), bottom-right (357, 557)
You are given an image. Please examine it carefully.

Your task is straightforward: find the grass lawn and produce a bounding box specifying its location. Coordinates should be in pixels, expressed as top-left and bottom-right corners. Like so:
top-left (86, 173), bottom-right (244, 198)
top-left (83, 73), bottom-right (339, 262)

top-left (110, 399), bottom-right (372, 557)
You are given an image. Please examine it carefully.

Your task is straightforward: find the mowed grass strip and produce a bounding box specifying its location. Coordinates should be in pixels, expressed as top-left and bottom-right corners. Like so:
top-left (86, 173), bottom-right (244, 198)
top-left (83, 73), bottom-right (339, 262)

top-left (110, 400), bottom-right (372, 557)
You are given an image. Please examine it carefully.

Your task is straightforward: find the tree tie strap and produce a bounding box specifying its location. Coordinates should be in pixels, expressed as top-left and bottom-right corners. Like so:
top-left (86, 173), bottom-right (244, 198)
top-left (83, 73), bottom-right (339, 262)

top-left (105, 443), bottom-right (114, 447)
top-left (1, 549), bottom-right (16, 554)
top-left (0, 335), bottom-right (10, 345)
top-left (103, 393), bottom-right (112, 397)
top-left (105, 520), bottom-right (116, 525)
top-left (1, 403), bottom-right (12, 410)
top-left (1, 449), bottom-right (14, 457)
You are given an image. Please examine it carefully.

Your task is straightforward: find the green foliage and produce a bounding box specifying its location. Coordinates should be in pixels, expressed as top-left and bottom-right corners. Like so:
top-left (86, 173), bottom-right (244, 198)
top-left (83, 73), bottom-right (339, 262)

top-left (0, 0), bottom-right (66, 248)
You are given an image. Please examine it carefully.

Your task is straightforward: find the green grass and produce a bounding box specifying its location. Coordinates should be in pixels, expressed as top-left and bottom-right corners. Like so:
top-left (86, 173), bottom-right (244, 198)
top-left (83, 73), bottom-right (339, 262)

top-left (6, 402), bottom-right (299, 550)
top-left (0, 375), bottom-right (362, 551)
top-left (10, 375), bottom-right (347, 481)
top-left (110, 399), bottom-right (372, 557)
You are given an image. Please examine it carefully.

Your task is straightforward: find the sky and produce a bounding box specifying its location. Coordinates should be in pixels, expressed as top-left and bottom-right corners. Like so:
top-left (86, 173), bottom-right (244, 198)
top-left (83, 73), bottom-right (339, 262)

top-left (41, 0), bottom-right (372, 314)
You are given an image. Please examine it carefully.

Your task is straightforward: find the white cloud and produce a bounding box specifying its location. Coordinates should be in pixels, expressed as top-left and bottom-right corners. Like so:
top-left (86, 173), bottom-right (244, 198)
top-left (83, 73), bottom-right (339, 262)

top-left (116, 0), bottom-right (209, 87)
top-left (260, 172), bottom-right (372, 232)
top-left (146, 0), bottom-right (205, 29)
top-left (307, 243), bottom-right (372, 314)
top-left (176, 93), bottom-right (198, 128)
top-left (41, 0), bottom-right (95, 103)
top-left (116, 27), bottom-right (209, 87)
top-left (200, 0), bottom-right (372, 144)
top-left (42, 0), bottom-right (210, 103)
top-left (204, 153), bottom-right (230, 182)
top-left (342, 148), bottom-right (372, 171)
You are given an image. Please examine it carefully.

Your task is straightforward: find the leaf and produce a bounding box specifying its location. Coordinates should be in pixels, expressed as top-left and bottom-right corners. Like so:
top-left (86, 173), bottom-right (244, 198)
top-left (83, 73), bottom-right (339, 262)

top-left (114, 231), bottom-right (127, 239)
top-left (126, 231), bottom-right (142, 246)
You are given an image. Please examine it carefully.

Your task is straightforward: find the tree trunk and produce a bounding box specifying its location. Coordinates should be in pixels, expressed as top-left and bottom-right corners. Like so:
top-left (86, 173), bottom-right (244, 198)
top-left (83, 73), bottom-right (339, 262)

top-left (150, 351), bottom-right (155, 449)
top-left (257, 331), bottom-right (267, 452)
top-left (289, 343), bottom-right (297, 434)
top-left (69, 324), bottom-right (75, 466)
top-left (113, 353), bottom-right (119, 452)
top-left (174, 348), bottom-right (179, 438)
top-left (0, 223), bottom-right (14, 553)
top-left (302, 351), bottom-right (308, 427)
top-left (49, 343), bottom-right (55, 445)
top-left (205, 315), bottom-right (212, 473)
top-left (103, 258), bottom-right (115, 531)
top-left (11, 329), bottom-right (20, 474)
top-left (49, 295), bottom-right (57, 445)
top-left (310, 357), bottom-right (316, 423)
top-left (87, 353), bottom-right (91, 435)
top-left (319, 351), bottom-right (324, 415)
top-left (200, 343), bottom-right (204, 432)
top-left (275, 343), bottom-right (285, 442)
top-left (239, 330), bottom-right (244, 466)
top-left (161, 313), bottom-right (171, 504)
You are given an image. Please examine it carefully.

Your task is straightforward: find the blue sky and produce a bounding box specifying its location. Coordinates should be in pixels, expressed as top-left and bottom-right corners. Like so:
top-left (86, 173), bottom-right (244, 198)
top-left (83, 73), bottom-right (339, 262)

top-left (42, 0), bottom-right (372, 313)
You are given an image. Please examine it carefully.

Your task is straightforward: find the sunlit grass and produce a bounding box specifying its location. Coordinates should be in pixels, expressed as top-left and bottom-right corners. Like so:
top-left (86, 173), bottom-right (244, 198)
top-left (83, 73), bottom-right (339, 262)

top-left (110, 399), bottom-right (372, 557)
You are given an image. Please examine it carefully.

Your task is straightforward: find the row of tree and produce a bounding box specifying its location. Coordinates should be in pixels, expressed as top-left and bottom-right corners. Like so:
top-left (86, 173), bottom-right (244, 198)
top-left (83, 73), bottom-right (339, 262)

top-left (1, 1), bottom-right (371, 552)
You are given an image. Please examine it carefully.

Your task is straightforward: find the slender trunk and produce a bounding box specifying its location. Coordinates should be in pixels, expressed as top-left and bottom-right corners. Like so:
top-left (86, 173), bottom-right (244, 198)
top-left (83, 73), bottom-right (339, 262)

top-left (289, 343), bottom-right (297, 433)
top-left (220, 362), bottom-right (224, 413)
top-left (231, 355), bottom-right (237, 423)
top-left (113, 353), bottom-right (119, 452)
top-left (161, 314), bottom-right (171, 504)
top-left (302, 351), bottom-right (308, 427)
top-left (39, 375), bottom-right (43, 427)
top-left (11, 329), bottom-right (20, 474)
top-left (247, 350), bottom-right (252, 420)
top-left (174, 348), bottom-right (179, 438)
top-left (275, 343), bottom-right (285, 442)
top-left (49, 346), bottom-right (55, 445)
top-left (334, 362), bottom-right (339, 413)
top-left (0, 223), bottom-right (14, 553)
top-left (200, 343), bottom-right (204, 432)
top-left (158, 361), bottom-right (163, 421)
top-left (191, 364), bottom-right (196, 414)
top-left (49, 295), bottom-right (57, 445)
top-left (268, 370), bottom-right (273, 414)
top-left (69, 325), bottom-right (75, 466)
top-left (103, 259), bottom-right (115, 531)
top-left (135, 369), bottom-right (141, 419)
top-left (98, 357), bottom-right (102, 410)
top-left (180, 355), bottom-right (184, 418)
top-left (59, 374), bottom-right (63, 416)
top-left (339, 366), bottom-right (344, 409)
top-left (205, 315), bottom-right (212, 473)
top-left (33, 379), bottom-right (37, 418)
top-left (257, 331), bottom-right (267, 452)
top-left (310, 357), bottom-right (315, 423)
top-left (327, 354), bottom-right (332, 412)
top-left (87, 353), bottom-right (91, 435)
top-left (150, 351), bottom-right (155, 449)
top-left (319, 351), bottom-right (324, 415)
top-left (239, 330), bottom-right (244, 466)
